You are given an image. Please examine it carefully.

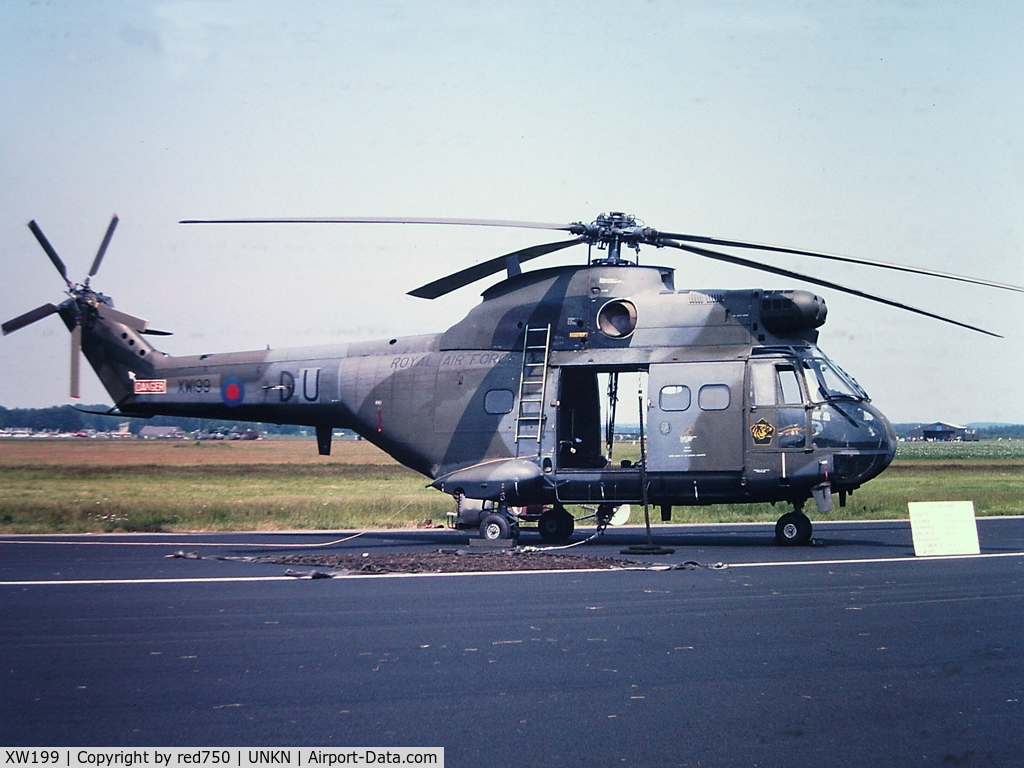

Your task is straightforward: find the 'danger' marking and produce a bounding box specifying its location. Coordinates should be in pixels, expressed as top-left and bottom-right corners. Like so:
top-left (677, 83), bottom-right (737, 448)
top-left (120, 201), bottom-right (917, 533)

top-left (134, 379), bottom-right (166, 394)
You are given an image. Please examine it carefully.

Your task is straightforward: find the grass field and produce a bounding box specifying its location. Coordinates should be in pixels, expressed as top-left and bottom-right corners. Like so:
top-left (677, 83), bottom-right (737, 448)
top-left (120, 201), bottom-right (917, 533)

top-left (0, 438), bottom-right (1021, 534)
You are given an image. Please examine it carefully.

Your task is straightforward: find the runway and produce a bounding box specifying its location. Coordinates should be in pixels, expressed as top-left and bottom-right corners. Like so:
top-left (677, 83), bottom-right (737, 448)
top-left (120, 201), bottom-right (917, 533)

top-left (2, 519), bottom-right (1023, 767)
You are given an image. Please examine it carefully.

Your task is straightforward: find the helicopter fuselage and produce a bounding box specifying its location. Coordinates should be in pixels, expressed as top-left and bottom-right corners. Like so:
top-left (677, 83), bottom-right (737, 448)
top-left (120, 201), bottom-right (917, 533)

top-left (11, 209), bottom-right (1015, 544)
top-left (72, 260), bottom-right (896, 535)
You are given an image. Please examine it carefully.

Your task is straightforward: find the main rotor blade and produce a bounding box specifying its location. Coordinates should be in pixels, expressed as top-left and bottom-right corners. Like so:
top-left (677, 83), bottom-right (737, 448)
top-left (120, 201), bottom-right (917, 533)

top-left (28, 220), bottom-right (72, 287)
top-left (662, 240), bottom-right (1002, 337)
top-left (655, 230), bottom-right (1024, 293)
top-left (2, 303), bottom-right (59, 335)
top-left (408, 238), bottom-right (583, 299)
top-left (97, 305), bottom-right (149, 332)
top-left (179, 216), bottom-right (577, 231)
top-left (70, 325), bottom-right (81, 399)
top-left (88, 215), bottom-right (119, 278)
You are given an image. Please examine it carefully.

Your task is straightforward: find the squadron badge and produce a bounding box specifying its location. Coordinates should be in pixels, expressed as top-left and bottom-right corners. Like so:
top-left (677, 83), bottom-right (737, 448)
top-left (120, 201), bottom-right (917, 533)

top-left (750, 418), bottom-right (775, 445)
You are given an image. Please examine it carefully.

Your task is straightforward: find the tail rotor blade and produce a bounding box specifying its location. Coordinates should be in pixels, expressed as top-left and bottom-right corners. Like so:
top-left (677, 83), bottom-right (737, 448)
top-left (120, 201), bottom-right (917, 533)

top-left (70, 325), bottom-right (82, 399)
top-left (2, 303), bottom-right (59, 335)
top-left (28, 220), bottom-right (73, 288)
top-left (88, 215), bottom-right (119, 280)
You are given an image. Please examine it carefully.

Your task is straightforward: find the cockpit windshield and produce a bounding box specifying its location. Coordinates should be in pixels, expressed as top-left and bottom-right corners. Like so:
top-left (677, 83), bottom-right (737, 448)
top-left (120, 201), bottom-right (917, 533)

top-left (801, 358), bottom-right (867, 402)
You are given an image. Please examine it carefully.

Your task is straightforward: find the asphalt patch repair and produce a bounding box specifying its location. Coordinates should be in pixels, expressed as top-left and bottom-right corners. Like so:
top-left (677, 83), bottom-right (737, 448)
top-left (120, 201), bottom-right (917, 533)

top-left (272, 550), bottom-right (638, 575)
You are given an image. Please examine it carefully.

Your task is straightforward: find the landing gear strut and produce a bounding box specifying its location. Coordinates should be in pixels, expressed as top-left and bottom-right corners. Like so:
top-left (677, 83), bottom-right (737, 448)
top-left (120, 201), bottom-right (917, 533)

top-left (775, 503), bottom-right (813, 546)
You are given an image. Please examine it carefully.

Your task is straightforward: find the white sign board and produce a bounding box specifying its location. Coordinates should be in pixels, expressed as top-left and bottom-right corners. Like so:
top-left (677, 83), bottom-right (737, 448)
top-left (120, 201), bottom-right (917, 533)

top-left (908, 501), bottom-right (980, 557)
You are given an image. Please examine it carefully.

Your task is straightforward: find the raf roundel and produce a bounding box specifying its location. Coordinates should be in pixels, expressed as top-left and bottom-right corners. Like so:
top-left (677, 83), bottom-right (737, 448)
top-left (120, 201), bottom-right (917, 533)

top-left (221, 376), bottom-right (245, 407)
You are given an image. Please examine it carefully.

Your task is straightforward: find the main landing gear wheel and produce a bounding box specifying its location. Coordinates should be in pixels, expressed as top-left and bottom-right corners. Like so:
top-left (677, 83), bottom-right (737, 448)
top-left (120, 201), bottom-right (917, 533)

top-left (775, 512), bottom-right (813, 546)
top-left (537, 506), bottom-right (575, 544)
top-left (479, 513), bottom-right (517, 541)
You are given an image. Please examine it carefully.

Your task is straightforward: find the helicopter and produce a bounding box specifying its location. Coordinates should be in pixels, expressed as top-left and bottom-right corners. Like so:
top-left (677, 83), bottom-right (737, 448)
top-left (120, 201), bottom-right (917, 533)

top-left (4, 212), bottom-right (1022, 546)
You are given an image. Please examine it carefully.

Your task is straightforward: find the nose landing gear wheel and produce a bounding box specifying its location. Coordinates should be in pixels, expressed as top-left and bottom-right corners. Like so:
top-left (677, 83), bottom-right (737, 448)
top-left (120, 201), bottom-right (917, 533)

top-left (775, 511), bottom-right (812, 546)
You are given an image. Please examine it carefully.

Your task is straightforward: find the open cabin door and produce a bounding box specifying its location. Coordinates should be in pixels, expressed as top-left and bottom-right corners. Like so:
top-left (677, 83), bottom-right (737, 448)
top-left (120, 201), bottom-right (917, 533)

top-left (551, 367), bottom-right (644, 504)
top-left (646, 361), bottom-right (745, 472)
top-left (554, 367), bottom-right (607, 469)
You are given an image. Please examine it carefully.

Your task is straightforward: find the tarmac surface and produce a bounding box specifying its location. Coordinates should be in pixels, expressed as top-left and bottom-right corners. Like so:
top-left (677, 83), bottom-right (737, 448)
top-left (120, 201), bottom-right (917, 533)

top-left (2, 518), bottom-right (1023, 767)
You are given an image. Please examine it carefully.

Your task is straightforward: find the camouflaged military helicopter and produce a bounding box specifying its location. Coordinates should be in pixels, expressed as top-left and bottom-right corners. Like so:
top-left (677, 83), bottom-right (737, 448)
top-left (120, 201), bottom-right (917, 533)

top-left (5, 212), bottom-right (1022, 545)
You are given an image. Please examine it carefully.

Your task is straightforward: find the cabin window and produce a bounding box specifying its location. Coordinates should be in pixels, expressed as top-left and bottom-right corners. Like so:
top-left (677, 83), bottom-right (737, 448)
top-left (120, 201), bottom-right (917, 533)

top-left (659, 385), bottom-right (691, 411)
top-left (698, 383), bottom-right (731, 411)
top-left (484, 389), bottom-right (515, 415)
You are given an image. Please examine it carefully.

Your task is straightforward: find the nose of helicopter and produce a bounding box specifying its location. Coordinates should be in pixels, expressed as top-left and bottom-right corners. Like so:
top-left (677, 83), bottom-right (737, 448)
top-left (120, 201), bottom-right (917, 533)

top-left (813, 401), bottom-right (897, 488)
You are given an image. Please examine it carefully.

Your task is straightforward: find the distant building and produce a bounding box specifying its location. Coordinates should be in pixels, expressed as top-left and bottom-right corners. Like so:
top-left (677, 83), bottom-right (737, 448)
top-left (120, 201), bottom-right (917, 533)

top-left (905, 422), bottom-right (979, 442)
top-left (138, 426), bottom-right (188, 440)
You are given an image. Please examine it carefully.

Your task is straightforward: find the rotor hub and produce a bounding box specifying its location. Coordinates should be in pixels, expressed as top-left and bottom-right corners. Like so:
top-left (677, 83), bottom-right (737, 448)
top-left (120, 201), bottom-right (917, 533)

top-left (572, 212), bottom-right (654, 263)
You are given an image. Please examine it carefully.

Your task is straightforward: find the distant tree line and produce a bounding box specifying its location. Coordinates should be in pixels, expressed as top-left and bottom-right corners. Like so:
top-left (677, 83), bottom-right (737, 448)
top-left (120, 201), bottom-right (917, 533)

top-left (0, 405), bottom-right (307, 436)
top-left (973, 424), bottom-right (1024, 439)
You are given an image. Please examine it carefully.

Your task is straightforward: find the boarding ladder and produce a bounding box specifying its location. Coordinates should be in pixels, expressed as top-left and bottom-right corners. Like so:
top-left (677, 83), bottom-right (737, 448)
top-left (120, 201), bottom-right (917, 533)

top-left (514, 325), bottom-right (551, 444)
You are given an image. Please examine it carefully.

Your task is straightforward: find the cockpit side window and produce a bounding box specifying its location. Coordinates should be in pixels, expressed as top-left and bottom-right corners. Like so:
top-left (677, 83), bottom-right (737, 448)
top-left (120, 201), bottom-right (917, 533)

top-left (750, 362), bottom-right (777, 407)
top-left (777, 365), bottom-right (804, 405)
top-left (751, 361), bottom-right (805, 406)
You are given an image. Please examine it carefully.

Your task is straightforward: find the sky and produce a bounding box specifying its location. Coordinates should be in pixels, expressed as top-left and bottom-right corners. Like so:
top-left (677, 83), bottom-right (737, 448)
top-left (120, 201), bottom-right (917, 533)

top-left (1, 0), bottom-right (1022, 424)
